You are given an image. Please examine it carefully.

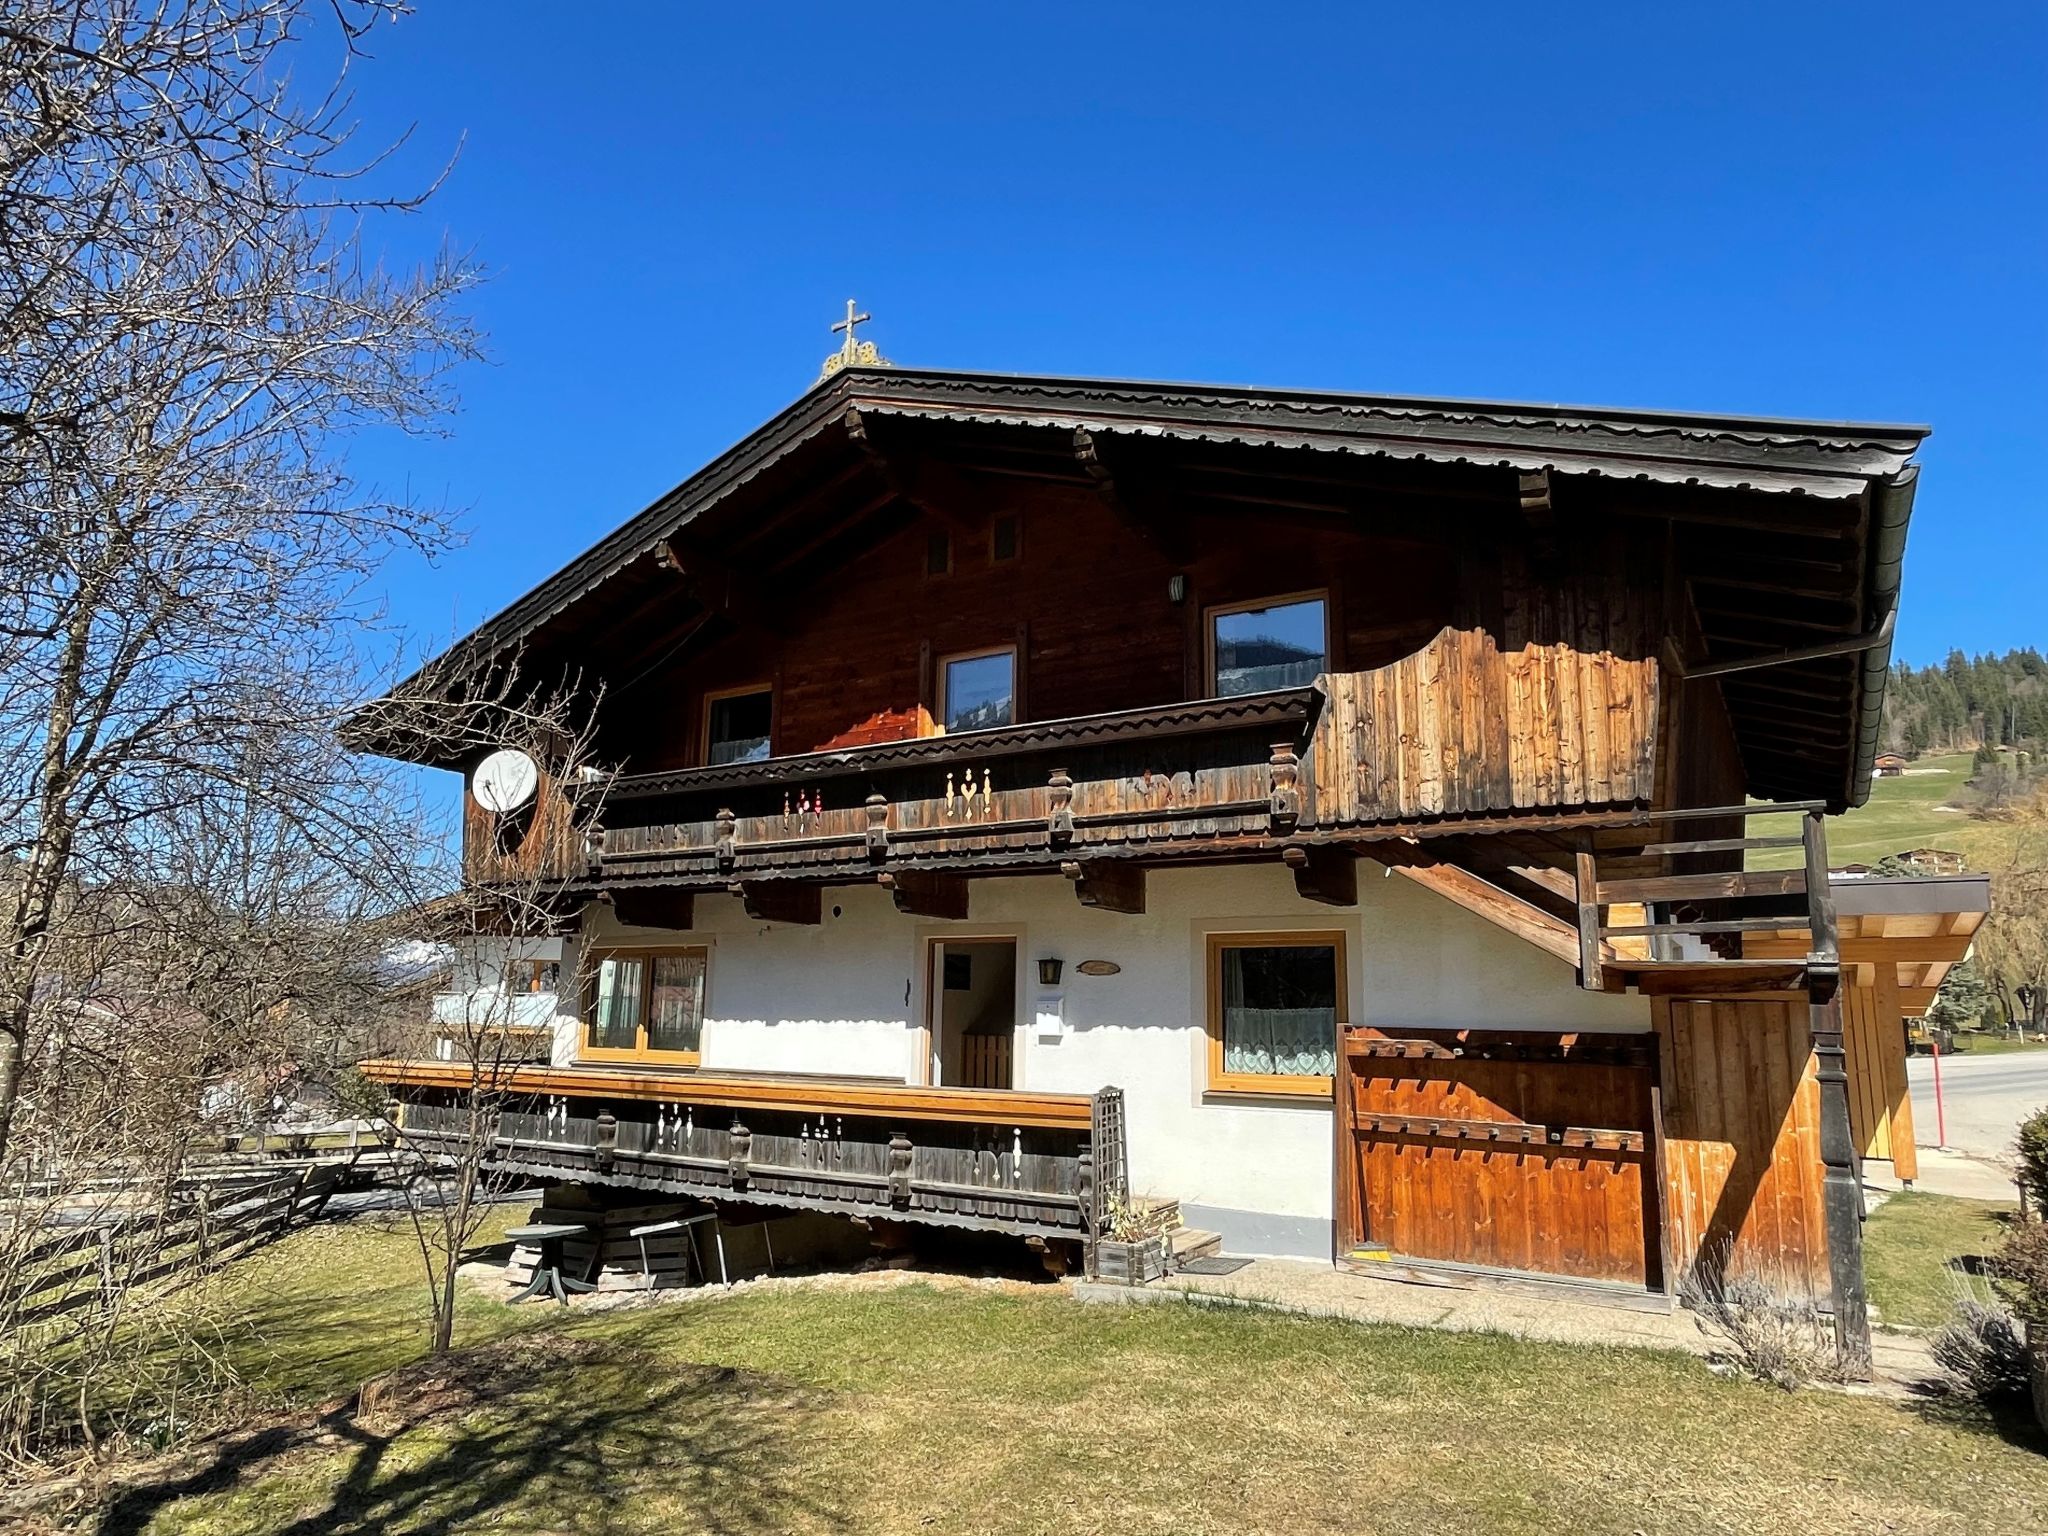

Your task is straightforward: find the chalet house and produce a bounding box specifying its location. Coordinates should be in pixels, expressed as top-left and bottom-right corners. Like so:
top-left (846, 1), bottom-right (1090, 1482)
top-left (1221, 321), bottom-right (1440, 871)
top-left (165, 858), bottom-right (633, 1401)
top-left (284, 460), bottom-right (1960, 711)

top-left (359, 363), bottom-right (1937, 1369)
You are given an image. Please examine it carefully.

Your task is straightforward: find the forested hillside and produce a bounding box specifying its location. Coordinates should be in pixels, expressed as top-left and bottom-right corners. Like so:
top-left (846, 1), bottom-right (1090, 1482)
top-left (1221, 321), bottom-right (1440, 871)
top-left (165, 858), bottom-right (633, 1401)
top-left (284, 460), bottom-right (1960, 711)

top-left (1882, 649), bottom-right (2048, 757)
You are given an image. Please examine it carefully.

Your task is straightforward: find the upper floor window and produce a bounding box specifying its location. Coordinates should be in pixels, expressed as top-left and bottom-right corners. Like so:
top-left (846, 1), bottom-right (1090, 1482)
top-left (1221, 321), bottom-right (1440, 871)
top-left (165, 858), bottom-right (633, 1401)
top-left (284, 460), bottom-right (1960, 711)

top-left (938, 647), bottom-right (1015, 733)
top-left (703, 685), bottom-right (772, 765)
top-left (1209, 594), bottom-right (1328, 697)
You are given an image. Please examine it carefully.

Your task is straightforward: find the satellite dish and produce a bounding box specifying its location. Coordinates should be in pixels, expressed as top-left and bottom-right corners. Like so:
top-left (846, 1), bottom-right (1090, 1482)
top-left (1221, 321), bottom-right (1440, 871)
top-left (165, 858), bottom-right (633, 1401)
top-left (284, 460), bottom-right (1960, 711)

top-left (472, 749), bottom-right (539, 815)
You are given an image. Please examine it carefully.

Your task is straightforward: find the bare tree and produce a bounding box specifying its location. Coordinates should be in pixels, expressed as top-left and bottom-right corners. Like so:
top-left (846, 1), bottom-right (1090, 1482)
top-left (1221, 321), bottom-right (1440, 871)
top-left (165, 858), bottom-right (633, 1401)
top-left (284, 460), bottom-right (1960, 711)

top-left (0, 0), bottom-right (480, 1164)
top-left (1969, 786), bottom-right (2048, 1040)
top-left (355, 654), bottom-right (608, 1354)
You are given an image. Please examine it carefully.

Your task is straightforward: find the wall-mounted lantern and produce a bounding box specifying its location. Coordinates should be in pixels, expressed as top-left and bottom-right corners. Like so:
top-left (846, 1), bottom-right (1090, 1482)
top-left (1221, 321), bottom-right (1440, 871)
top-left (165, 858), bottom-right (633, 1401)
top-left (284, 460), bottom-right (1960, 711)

top-left (1167, 574), bottom-right (1188, 605)
top-left (1036, 956), bottom-right (1064, 987)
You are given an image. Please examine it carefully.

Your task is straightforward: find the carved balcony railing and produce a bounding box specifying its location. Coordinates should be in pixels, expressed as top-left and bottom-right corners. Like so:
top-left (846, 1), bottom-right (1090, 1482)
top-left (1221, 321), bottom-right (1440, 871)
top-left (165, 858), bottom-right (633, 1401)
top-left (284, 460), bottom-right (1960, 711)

top-left (589, 687), bottom-right (1321, 892)
top-left (364, 1060), bottom-right (1122, 1246)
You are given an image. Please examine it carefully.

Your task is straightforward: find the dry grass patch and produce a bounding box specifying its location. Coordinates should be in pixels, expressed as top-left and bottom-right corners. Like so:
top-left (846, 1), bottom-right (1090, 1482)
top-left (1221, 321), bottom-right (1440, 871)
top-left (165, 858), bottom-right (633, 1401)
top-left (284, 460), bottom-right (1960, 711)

top-left (12, 1219), bottom-right (2048, 1534)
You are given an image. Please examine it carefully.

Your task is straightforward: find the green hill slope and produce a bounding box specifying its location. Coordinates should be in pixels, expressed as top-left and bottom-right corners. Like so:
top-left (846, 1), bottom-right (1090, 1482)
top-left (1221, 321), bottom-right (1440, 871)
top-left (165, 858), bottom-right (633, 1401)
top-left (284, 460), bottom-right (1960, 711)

top-left (1750, 752), bottom-right (2001, 870)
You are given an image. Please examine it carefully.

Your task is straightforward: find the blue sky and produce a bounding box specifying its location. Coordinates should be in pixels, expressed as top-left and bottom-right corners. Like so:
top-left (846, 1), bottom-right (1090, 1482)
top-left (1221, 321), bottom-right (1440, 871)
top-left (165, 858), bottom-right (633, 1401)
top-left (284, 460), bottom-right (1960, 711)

top-left (342, 3), bottom-right (2045, 674)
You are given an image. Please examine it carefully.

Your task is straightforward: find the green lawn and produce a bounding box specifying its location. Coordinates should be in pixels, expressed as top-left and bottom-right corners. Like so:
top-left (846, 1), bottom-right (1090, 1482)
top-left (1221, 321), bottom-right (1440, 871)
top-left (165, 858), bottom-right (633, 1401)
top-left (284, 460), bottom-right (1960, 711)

top-left (29, 1215), bottom-right (2046, 1535)
top-left (1751, 751), bottom-right (2002, 869)
top-left (1947, 1029), bottom-right (2048, 1055)
top-left (1864, 1190), bottom-right (2016, 1329)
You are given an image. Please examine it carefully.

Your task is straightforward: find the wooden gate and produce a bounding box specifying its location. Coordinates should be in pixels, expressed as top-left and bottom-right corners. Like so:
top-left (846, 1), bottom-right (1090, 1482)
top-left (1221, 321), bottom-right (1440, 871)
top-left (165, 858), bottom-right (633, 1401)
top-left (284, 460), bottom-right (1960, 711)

top-left (1336, 1027), bottom-right (1660, 1288)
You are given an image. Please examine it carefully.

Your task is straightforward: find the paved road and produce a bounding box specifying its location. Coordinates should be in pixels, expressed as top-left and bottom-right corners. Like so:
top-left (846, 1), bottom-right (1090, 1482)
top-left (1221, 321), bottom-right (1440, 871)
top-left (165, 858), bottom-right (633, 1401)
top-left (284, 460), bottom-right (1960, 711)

top-left (1907, 1050), bottom-right (2048, 1162)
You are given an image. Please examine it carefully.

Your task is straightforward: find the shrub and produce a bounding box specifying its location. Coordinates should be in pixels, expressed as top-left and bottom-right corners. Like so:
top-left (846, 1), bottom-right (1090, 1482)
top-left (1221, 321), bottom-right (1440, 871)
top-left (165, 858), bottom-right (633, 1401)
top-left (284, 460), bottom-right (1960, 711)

top-left (1932, 1296), bottom-right (2030, 1400)
top-left (1993, 1218), bottom-right (2048, 1328)
top-left (2016, 1108), bottom-right (2048, 1217)
top-left (1680, 1263), bottom-right (1847, 1390)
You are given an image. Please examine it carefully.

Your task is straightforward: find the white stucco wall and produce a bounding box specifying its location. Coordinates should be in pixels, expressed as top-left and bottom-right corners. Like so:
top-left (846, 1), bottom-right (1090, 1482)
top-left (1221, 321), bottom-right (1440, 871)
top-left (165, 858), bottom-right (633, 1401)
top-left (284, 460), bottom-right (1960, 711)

top-left (553, 861), bottom-right (1647, 1255)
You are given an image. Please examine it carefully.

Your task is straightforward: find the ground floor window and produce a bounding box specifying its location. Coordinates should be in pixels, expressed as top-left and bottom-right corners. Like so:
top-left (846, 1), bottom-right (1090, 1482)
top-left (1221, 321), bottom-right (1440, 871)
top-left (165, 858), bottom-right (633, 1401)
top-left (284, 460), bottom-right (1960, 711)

top-left (583, 947), bottom-right (708, 1064)
top-left (1204, 931), bottom-right (1345, 1096)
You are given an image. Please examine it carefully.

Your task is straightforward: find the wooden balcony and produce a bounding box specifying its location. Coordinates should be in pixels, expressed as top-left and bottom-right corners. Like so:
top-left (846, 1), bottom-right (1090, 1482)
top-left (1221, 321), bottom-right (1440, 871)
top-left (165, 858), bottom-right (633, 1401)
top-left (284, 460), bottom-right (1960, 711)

top-left (465, 621), bottom-right (1672, 901)
top-left (361, 1060), bottom-right (1127, 1247)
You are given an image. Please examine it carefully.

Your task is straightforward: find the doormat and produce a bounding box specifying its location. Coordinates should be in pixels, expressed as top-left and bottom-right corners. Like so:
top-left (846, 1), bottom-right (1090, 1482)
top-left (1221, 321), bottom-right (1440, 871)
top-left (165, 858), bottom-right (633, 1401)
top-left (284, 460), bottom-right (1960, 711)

top-left (1175, 1256), bottom-right (1252, 1276)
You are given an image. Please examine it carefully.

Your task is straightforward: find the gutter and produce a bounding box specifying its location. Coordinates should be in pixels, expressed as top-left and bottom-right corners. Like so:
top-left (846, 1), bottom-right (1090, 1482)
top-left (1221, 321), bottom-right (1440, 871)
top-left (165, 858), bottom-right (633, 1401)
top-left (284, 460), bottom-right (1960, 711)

top-left (1847, 465), bottom-right (1919, 809)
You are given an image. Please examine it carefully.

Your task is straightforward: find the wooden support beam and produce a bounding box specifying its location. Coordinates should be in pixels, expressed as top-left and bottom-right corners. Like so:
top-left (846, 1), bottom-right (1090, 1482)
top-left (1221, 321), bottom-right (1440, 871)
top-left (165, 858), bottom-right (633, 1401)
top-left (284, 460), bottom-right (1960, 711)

top-left (1060, 860), bottom-right (1146, 915)
top-left (1574, 842), bottom-right (1603, 990)
top-left (878, 870), bottom-right (971, 920)
top-left (606, 888), bottom-right (695, 931)
top-left (1283, 845), bottom-right (1357, 906)
top-left (655, 533), bottom-right (785, 636)
top-left (844, 406), bottom-right (982, 530)
top-left (1375, 848), bottom-right (1586, 972)
top-left (1517, 469), bottom-right (1557, 563)
top-left (732, 882), bottom-right (822, 925)
top-left (1071, 428), bottom-right (1189, 560)
top-left (1812, 982), bottom-right (1872, 1376)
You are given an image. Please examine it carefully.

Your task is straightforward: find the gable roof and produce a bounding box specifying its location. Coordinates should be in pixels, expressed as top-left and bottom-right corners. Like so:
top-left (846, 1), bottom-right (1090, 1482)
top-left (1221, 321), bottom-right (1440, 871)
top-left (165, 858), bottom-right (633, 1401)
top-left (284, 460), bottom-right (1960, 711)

top-left (371, 366), bottom-right (1928, 807)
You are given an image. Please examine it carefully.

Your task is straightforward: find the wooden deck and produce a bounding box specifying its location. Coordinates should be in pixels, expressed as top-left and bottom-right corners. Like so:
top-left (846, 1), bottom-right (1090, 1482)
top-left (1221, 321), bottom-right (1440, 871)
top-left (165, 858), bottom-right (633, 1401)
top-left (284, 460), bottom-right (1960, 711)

top-left (362, 1060), bottom-right (1123, 1247)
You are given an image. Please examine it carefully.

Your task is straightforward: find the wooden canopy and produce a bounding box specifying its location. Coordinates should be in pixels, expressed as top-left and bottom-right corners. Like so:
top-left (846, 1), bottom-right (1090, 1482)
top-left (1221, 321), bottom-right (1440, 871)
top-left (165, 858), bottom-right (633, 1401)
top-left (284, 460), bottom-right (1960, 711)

top-left (1746, 872), bottom-right (1989, 1015)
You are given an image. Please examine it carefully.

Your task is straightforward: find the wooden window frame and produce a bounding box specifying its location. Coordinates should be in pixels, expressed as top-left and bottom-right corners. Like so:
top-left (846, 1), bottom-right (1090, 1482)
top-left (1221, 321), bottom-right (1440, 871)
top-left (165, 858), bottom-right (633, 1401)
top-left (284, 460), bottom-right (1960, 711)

top-left (580, 945), bottom-right (710, 1066)
top-left (933, 644), bottom-right (1019, 735)
top-left (1202, 589), bottom-right (1331, 698)
top-left (699, 682), bottom-right (774, 768)
top-left (1203, 929), bottom-right (1347, 1099)
top-left (925, 529), bottom-right (953, 578)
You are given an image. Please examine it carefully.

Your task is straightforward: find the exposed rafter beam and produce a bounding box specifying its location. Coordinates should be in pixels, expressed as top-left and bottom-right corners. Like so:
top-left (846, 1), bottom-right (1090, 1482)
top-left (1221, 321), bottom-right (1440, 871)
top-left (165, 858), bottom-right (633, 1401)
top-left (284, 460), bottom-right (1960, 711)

top-left (1517, 469), bottom-right (1558, 563)
top-left (844, 406), bottom-right (981, 530)
top-left (732, 881), bottom-right (822, 925)
top-left (1060, 859), bottom-right (1146, 914)
top-left (1071, 428), bottom-right (1190, 561)
top-left (878, 870), bottom-right (971, 920)
top-left (1283, 845), bottom-right (1357, 906)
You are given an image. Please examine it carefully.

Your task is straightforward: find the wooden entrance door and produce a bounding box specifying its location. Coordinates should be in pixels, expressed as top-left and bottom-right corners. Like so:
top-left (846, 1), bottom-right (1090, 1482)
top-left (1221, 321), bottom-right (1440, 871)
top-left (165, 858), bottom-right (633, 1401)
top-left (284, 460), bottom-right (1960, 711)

top-left (1336, 1027), bottom-right (1660, 1287)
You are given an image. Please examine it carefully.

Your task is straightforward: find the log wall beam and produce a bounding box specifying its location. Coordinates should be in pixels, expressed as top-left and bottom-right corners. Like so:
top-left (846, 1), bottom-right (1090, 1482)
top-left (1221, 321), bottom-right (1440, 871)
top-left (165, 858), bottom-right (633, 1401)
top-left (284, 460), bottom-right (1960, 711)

top-left (879, 870), bottom-right (971, 920)
top-left (1283, 845), bottom-right (1357, 906)
top-left (732, 881), bottom-right (822, 925)
top-left (1060, 860), bottom-right (1146, 915)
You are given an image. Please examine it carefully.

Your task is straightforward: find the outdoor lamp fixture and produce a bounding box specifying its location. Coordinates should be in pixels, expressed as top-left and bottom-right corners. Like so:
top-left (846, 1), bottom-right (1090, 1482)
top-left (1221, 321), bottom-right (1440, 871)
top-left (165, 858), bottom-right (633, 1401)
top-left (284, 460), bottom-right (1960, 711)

top-left (1037, 956), bottom-right (1064, 986)
top-left (1167, 574), bottom-right (1188, 605)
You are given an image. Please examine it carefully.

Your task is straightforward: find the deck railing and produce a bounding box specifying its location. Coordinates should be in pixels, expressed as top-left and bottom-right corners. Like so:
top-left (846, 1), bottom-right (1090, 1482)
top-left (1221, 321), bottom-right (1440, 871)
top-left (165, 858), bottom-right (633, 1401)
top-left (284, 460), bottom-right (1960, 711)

top-left (382, 1067), bottom-right (1122, 1247)
top-left (1573, 802), bottom-right (1835, 987)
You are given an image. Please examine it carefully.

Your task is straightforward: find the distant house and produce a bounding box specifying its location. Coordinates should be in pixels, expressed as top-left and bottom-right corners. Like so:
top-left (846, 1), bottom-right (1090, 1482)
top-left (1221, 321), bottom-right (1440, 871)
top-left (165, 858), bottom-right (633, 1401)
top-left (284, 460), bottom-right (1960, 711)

top-left (1894, 848), bottom-right (1967, 875)
top-left (1873, 752), bottom-right (1907, 776)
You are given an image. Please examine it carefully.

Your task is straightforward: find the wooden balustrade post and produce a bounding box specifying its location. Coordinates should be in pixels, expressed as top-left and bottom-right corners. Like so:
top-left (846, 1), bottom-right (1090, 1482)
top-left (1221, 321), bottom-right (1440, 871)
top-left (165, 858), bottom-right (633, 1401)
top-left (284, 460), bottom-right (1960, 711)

top-left (729, 1118), bottom-right (752, 1187)
top-left (1268, 742), bottom-right (1301, 834)
top-left (594, 1111), bottom-right (618, 1174)
top-left (864, 793), bottom-right (890, 861)
top-left (888, 1131), bottom-right (914, 1205)
top-left (1047, 768), bottom-right (1074, 847)
top-left (714, 807), bottom-right (738, 873)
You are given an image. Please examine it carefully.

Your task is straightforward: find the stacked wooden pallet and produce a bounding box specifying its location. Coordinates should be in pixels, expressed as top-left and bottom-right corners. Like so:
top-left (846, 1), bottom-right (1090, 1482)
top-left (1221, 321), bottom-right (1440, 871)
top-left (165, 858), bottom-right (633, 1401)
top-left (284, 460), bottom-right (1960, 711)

top-left (505, 1199), bottom-right (709, 1292)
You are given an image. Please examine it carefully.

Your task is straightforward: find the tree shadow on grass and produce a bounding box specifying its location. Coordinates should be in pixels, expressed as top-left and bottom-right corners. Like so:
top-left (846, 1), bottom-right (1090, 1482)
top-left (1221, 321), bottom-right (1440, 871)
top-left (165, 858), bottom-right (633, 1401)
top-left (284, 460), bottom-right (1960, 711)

top-left (95, 1331), bottom-right (851, 1535)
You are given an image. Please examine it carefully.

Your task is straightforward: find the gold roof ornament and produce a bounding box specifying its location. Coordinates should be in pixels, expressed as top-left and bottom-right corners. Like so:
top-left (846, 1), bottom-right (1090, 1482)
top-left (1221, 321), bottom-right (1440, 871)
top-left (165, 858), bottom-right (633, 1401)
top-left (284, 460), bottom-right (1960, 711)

top-left (820, 298), bottom-right (891, 378)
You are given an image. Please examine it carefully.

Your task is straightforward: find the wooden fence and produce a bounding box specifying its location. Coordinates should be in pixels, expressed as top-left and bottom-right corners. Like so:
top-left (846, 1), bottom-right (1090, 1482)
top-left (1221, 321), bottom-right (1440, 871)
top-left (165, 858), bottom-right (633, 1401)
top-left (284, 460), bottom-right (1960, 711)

top-left (7, 1162), bottom-right (348, 1329)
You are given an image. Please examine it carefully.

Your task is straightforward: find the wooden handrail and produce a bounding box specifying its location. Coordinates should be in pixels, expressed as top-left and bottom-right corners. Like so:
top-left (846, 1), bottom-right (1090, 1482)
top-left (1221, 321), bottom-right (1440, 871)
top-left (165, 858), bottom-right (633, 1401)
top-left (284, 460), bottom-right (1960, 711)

top-left (1575, 803), bottom-right (1839, 987)
top-left (358, 1058), bottom-right (1096, 1131)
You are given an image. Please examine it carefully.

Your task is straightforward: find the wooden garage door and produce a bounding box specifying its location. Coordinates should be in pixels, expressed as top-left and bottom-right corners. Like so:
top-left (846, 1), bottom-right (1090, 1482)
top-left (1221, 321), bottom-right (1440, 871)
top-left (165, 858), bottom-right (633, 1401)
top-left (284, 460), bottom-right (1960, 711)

top-left (1337, 1028), bottom-right (1659, 1287)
